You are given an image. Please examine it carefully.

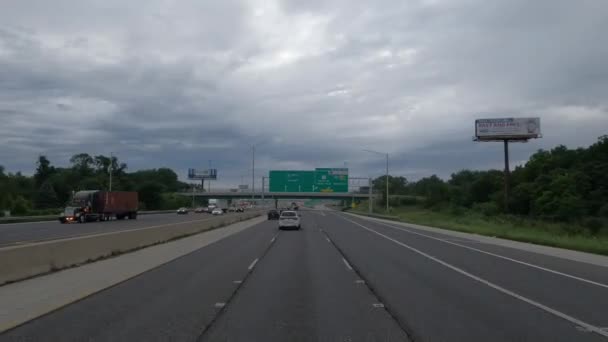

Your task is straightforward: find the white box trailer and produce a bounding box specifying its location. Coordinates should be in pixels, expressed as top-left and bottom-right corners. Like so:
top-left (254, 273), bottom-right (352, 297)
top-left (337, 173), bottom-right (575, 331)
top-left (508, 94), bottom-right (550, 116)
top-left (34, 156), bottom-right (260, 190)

top-left (208, 199), bottom-right (229, 212)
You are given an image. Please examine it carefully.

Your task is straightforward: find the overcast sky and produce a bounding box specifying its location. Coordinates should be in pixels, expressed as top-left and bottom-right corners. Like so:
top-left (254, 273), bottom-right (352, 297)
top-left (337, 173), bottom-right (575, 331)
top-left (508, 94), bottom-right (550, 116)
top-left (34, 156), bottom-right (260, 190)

top-left (1, 0), bottom-right (607, 188)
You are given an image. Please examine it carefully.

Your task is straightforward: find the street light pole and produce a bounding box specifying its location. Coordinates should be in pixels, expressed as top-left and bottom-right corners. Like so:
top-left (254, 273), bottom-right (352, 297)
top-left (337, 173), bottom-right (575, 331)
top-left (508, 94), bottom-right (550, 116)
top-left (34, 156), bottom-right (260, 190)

top-left (252, 145), bottom-right (255, 202)
top-left (262, 176), bottom-right (268, 205)
top-left (369, 177), bottom-right (372, 214)
top-left (386, 153), bottom-right (389, 212)
top-left (108, 152), bottom-right (113, 192)
top-left (363, 149), bottom-right (390, 213)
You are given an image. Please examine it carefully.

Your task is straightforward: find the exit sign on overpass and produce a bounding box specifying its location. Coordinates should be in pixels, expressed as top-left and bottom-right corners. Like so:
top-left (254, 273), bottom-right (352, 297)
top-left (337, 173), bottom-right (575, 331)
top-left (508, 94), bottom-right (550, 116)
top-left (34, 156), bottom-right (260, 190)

top-left (269, 168), bottom-right (348, 193)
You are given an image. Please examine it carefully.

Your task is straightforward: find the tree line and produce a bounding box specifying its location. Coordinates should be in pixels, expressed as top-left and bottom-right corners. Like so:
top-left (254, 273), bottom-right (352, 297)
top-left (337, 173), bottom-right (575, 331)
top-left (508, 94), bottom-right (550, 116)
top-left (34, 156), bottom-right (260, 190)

top-left (0, 153), bottom-right (192, 215)
top-left (373, 135), bottom-right (608, 230)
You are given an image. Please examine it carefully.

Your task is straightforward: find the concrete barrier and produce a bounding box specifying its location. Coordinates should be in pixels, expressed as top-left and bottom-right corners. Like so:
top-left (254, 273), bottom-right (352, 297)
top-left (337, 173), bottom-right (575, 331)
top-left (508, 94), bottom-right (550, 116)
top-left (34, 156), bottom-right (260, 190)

top-left (0, 210), bottom-right (176, 224)
top-left (0, 210), bottom-right (265, 285)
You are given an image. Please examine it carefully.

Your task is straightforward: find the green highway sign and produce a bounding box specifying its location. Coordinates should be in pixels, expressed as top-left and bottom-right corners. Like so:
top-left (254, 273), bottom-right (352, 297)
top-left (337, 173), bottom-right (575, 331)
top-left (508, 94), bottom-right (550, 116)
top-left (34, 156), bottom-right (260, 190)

top-left (269, 171), bottom-right (314, 192)
top-left (269, 168), bottom-right (349, 193)
top-left (314, 168), bottom-right (349, 192)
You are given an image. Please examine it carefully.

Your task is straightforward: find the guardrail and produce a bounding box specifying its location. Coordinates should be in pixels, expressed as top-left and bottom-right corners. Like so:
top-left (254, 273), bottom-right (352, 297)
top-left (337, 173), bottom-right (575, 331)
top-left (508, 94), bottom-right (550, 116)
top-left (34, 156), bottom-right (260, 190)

top-left (0, 210), bottom-right (266, 285)
top-left (0, 210), bottom-right (176, 224)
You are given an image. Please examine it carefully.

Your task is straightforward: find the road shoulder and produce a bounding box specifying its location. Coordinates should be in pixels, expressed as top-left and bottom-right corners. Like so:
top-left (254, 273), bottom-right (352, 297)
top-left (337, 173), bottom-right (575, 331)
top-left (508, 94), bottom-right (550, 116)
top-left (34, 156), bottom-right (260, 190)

top-left (345, 212), bottom-right (608, 268)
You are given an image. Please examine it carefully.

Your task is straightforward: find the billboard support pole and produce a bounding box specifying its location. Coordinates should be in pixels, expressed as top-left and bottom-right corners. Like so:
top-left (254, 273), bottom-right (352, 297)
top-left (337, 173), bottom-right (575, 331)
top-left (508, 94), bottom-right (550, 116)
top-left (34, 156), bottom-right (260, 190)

top-left (192, 184), bottom-right (195, 208)
top-left (503, 139), bottom-right (510, 213)
top-left (369, 177), bottom-right (372, 214)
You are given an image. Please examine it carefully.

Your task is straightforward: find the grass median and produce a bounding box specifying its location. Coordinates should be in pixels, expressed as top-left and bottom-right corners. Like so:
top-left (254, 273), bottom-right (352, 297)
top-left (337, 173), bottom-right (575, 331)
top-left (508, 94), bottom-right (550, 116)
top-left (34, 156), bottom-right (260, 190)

top-left (351, 205), bottom-right (608, 256)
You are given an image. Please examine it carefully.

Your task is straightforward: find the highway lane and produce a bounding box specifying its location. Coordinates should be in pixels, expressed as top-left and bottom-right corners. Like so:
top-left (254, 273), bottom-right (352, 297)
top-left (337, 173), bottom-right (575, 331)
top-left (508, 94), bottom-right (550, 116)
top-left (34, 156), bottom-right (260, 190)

top-left (0, 211), bottom-right (410, 342)
top-left (0, 212), bottom-right (234, 246)
top-left (1, 209), bottom-right (607, 341)
top-left (201, 212), bottom-right (408, 341)
top-left (318, 211), bottom-right (608, 341)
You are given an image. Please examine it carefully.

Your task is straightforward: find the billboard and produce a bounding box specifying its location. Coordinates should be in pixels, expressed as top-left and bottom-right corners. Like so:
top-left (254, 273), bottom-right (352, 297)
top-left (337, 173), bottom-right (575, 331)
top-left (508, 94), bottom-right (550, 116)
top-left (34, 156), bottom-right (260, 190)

top-left (269, 168), bottom-right (349, 193)
top-left (188, 168), bottom-right (217, 180)
top-left (475, 118), bottom-right (541, 140)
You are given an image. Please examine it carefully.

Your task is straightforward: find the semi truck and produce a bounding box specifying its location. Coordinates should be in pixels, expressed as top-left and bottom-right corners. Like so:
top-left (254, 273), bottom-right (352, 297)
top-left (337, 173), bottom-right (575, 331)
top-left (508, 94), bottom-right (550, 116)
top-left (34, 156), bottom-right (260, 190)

top-left (59, 191), bottom-right (139, 223)
top-left (208, 199), bottom-right (229, 213)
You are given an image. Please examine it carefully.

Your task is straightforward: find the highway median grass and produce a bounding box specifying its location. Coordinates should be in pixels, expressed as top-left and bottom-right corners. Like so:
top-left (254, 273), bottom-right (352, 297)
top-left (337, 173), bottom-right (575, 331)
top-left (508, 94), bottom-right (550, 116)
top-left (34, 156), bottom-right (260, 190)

top-left (351, 205), bottom-right (608, 256)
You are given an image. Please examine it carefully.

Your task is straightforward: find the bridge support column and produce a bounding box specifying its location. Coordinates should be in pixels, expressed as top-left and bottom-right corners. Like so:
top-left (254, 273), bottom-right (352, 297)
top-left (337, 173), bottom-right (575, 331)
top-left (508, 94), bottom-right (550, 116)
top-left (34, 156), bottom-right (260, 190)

top-left (274, 198), bottom-right (278, 209)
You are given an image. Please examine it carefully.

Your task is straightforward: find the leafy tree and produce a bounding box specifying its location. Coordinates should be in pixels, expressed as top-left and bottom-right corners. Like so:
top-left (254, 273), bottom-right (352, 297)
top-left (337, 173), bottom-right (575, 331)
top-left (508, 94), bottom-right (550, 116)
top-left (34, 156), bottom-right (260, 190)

top-left (137, 182), bottom-right (165, 210)
top-left (34, 155), bottom-right (55, 187)
top-left (35, 180), bottom-right (59, 209)
top-left (70, 153), bottom-right (94, 177)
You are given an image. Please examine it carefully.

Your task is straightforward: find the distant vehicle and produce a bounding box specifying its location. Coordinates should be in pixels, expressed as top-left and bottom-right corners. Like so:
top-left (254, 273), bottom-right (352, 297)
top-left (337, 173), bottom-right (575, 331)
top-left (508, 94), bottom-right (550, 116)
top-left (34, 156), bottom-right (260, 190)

top-left (211, 208), bottom-right (224, 215)
top-left (228, 206), bottom-right (237, 212)
top-left (177, 207), bottom-right (189, 214)
top-left (267, 210), bottom-right (280, 220)
top-left (236, 207), bottom-right (245, 213)
top-left (209, 199), bottom-right (229, 212)
top-left (194, 207), bottom-right (205, 213)
top-left (278, 211), bottom-right (301, 230)
top-left (291, 202), bottom-right (299, 210)
top-left (59, 191), bottom-right (138, 223)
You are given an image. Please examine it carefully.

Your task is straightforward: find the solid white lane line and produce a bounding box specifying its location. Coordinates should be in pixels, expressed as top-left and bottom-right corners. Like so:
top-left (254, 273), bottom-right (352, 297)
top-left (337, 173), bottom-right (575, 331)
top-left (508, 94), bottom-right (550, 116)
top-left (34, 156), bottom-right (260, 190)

top-left (270, 236), bottom-right (276, 243)
top-left (339, 216), bottom-right (608, 338)
top-left (342, 257), bottom-right (353, 271)
top-left (248, 258), bottom-right (259, 270)
top-left (371, 220), bottom-right (608, 290)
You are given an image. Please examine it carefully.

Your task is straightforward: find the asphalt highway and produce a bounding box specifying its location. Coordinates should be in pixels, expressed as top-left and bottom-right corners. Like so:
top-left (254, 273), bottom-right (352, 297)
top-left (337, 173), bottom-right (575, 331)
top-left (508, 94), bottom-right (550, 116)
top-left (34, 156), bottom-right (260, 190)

top-left (2, 209), bottom-right (607, 341)
top-left (0, 212), bottom-right (233, 247)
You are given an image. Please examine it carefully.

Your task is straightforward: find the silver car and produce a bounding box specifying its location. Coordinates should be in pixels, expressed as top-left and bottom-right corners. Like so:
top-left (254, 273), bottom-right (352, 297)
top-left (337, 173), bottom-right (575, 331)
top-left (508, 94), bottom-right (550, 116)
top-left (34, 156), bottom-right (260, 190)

top-left (278, 211), bottom-right (301, 230)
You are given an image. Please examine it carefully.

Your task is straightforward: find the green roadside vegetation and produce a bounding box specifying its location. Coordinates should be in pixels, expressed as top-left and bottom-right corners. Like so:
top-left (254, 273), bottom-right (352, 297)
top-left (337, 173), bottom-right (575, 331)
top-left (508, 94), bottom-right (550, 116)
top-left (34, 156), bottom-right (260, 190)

top-left (0, 153), bottom-right (194, 217)
top-left (351, 135), bottom-right (608, 256)
top-left (351, 202), bottom-right (608, 256)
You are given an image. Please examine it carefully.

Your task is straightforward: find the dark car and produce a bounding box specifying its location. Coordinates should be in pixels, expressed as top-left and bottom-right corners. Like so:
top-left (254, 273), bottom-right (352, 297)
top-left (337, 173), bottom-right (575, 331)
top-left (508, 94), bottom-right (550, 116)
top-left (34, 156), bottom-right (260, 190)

top-left (177, 207), bottom-right (189, 214)
top-left (267, 210), bottom-right (280, 220)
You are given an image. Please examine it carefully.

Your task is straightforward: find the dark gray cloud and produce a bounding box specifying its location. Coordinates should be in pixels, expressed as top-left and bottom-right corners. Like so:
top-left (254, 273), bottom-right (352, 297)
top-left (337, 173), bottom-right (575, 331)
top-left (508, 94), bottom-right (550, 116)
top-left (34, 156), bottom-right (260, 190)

top-left (1, 0), bottom-right (607, 188)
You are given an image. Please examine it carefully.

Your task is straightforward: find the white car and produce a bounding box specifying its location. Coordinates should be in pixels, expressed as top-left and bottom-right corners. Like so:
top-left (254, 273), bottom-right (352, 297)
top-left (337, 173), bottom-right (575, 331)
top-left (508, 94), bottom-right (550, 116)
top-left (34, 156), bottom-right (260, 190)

top-left (278, 211), bottom-right (301, 230)
top-left (211, 208), bottom-right (224, 215)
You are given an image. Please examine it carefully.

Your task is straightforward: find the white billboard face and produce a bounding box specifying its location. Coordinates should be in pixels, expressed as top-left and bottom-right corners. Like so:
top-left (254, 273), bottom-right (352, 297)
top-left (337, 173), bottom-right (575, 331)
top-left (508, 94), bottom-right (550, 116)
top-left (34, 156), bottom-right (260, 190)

top-left (188, 168), bottom-right (217, 180)
top-left (475, 118), bottom-right (541, 140)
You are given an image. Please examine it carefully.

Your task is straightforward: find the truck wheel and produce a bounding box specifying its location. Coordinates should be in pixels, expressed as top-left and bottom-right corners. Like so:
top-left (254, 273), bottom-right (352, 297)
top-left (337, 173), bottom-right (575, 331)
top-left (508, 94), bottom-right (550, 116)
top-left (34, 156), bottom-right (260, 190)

top-left (79, 215), bottom-right (86, 223)
top-left (131, 212), bottom-right (138, 220)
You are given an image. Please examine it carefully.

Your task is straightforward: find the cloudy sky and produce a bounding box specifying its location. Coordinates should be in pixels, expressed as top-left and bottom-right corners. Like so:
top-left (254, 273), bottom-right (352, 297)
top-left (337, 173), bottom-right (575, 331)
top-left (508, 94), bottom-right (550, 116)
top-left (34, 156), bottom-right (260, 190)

top-left (1, 0), bottom-right (607, 188)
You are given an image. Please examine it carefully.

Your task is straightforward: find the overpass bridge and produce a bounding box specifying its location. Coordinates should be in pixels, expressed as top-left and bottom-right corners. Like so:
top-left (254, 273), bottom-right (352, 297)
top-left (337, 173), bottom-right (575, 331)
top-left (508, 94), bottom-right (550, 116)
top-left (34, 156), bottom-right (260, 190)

top-left (177, 191), bottom-right (373, 200)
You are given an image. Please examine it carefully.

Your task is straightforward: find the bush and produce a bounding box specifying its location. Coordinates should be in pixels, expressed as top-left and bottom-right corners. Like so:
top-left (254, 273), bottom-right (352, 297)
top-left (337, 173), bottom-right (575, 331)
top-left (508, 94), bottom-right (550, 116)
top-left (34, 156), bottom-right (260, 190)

top-left (473, 202), bottom-right (499, 217)
top-left (582, 218), bottom-right (604, 235)
top-left (562, 224), bottom-right (588, 236)
top-left (11, 196), bottom-right (31, 215)
top-left (399, 197), bottom-right (418, 206)
top-left (449, 205), bottom-right (466, 216)
top-left (599, 204), bottom-right (608, 218)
